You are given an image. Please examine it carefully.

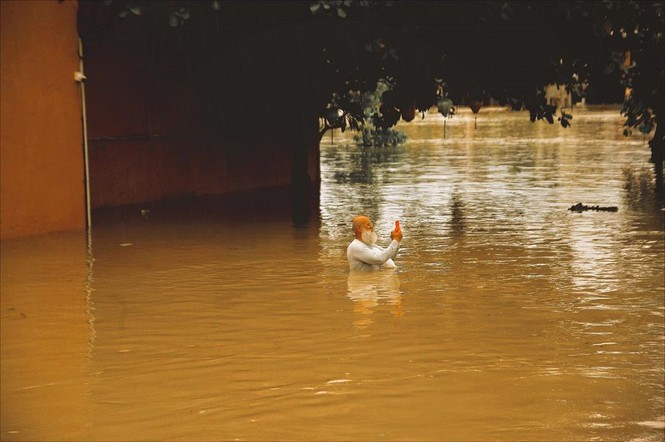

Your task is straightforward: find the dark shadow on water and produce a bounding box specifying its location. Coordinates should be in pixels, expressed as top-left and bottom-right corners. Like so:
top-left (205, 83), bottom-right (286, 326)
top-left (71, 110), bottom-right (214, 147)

top-left (92, 186), bottom-right (321, 230)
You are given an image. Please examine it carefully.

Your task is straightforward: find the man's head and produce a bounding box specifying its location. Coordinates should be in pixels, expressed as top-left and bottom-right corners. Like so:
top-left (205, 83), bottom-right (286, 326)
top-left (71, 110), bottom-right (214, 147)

top-left (353, 215), bottom-right (378, 246)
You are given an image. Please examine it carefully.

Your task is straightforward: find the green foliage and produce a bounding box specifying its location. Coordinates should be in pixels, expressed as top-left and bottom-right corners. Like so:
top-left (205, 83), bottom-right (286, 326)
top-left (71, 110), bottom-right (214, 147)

top-left (437, 97), bottom-right (455, 119)
top-left (322, 81), bottom-right (409, 147)
top-left (621, 97), bottom-right (656, 136)
top-left (100, 0), bottom-right (219, 27)
top-left (88, 1), bottom-right (663, 144)
top-left (310, 0), bottom-right (356, 18)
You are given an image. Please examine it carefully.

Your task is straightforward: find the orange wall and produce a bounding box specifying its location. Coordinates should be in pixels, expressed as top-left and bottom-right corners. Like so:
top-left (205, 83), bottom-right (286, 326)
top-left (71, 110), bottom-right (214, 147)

top-left (1, 0), bottom-right (84, 239)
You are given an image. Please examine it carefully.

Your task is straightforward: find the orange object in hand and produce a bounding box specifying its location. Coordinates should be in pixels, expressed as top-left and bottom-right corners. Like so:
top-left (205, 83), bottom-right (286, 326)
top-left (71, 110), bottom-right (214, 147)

top-left (395, 220), bottom-right (401, 232)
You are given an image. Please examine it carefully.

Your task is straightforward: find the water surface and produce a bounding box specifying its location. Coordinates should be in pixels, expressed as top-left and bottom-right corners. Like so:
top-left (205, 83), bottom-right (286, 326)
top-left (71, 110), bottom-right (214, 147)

top-left (2, 106), bottom-right (664, 441)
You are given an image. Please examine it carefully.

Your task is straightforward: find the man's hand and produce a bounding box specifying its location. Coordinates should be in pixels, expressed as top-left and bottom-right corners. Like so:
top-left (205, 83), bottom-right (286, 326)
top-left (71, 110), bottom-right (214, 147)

top-left (390, 228), bottom-right (403, 242)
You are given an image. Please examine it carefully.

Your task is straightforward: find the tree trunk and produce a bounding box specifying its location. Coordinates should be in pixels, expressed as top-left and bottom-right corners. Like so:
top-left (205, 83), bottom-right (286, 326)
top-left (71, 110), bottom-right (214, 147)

top-left (291, 117), bottom-right (322, 226)
top-left (650, 117), bottom-right (664, 195)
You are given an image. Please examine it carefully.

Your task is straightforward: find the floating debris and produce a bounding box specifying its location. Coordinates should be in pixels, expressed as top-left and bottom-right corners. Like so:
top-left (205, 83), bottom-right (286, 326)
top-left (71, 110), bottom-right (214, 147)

top-left (569, 203), bottom-right (618, 212)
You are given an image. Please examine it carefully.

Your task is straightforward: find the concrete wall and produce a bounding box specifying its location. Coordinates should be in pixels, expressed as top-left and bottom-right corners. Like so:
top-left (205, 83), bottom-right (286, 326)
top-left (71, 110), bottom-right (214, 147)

top-left (1, 0), bottom-right (85, 239)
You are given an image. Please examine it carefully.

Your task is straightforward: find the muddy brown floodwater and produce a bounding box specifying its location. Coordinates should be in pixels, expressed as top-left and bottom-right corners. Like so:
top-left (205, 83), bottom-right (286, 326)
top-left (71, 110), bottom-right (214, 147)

top-left (2, 106), bottom-right (664, 441)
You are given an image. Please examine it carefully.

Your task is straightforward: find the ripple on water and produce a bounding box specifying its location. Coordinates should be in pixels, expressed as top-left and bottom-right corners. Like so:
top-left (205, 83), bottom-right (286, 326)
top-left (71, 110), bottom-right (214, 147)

top-left (2, 107), bottom-right (663, 442)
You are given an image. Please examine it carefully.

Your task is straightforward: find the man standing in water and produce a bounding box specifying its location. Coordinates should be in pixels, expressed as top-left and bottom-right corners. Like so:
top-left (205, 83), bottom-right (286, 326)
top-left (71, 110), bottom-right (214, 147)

top-left (347, 215), bottom-right (402, 271)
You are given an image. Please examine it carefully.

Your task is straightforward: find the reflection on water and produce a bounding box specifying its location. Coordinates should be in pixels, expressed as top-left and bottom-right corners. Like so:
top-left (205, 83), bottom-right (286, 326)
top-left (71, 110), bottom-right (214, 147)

top-left (347, 271), bottom-right (402, 328)
top-left (1, 106), bottom-right (664, 441)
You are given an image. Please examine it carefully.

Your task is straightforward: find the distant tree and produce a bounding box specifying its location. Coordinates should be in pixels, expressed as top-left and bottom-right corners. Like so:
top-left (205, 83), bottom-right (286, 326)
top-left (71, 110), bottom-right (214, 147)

top-left (527, 1), bottom-right (664, 190)
top-left (79, 0), bottom-right (664, 191)
top-left (310, 0), bottom-right (664, 189)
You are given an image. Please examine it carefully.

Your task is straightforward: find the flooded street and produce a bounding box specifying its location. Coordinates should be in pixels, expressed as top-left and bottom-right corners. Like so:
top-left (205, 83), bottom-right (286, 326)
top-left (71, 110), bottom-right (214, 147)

top-left (2, 106), bottom-right (664, 441)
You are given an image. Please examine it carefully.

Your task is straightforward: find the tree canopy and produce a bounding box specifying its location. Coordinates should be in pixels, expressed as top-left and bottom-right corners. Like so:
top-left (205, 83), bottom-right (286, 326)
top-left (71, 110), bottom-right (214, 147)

top-left (78, 0), bottom-right (664, 188)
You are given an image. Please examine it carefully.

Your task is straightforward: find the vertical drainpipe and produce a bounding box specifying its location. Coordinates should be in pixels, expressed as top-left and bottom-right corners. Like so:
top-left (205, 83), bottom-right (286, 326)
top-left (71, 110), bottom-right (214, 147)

top-left (76, 38), bottom-right (96, 346)
top-left (75, 37), bottom-right (91, 231)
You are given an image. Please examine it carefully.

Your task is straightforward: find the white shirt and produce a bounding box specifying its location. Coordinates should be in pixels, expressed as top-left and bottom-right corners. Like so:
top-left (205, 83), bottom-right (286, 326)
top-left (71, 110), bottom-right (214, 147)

top-left (347, 238), bottom-right (400, 271)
